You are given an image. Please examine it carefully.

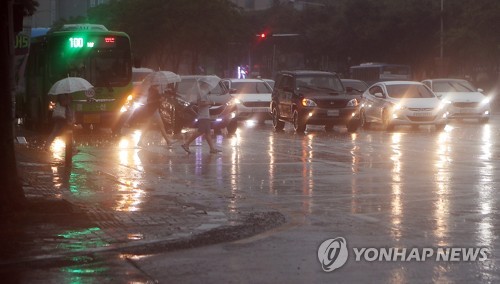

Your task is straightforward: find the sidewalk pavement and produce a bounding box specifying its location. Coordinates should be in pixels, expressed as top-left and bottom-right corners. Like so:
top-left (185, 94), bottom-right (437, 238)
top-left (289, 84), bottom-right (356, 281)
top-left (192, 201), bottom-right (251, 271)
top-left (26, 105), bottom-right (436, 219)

top-left (0, 139), bottom-right (284, 273)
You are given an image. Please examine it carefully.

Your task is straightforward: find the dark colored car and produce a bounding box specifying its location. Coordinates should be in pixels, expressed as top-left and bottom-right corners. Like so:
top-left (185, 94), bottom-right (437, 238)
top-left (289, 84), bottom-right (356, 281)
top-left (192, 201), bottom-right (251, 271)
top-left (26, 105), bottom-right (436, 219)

top-left (160, 75), bottom-right (238, 134)
top-left (271, 70), bottom-right (360, 133)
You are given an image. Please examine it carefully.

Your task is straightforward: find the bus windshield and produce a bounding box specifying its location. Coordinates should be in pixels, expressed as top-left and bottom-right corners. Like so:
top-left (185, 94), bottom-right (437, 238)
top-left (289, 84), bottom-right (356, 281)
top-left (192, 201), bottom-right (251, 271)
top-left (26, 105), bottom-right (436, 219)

top-left (48, 36), bottom-right (131, 88)
top-left (380, 65), bottom-right (410, 80)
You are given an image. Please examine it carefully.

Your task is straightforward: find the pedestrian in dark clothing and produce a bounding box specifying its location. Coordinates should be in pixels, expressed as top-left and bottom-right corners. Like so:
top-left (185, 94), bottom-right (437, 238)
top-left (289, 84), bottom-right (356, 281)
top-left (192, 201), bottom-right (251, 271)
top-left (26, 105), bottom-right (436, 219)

top-left (137, 85), bottom-right (174, 148)
top-left (181, 79), bottom-right (221, 154)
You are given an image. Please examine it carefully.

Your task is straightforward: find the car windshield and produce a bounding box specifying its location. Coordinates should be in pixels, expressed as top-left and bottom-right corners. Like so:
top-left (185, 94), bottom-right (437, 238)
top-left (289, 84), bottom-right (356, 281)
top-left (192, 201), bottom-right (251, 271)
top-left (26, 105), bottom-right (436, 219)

top-left (296, 75), bottom-right (344, 92)
top-left (432, 80), bottom-right (475, 92)
top-left (231, 81), bottom-right (272, 94)
top-left (386, 84), bottom-right (435, 99)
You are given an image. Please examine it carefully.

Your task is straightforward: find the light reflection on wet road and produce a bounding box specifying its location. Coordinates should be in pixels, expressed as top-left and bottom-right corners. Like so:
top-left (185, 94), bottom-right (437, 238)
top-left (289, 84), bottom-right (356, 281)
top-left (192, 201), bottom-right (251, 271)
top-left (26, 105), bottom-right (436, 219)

top-left (43, 116), bottom-right (500, 282)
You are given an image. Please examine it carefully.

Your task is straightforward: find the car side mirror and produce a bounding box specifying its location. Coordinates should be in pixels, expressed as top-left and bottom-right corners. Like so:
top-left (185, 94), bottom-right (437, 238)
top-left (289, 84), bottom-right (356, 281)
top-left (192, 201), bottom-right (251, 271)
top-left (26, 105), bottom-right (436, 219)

top-left (374, 92), bottom-right (384, 98)
top-left (478, 88), bottom-right (484, 93)
top-left (229, 88), bottom-right (238, 94)
top-left (436, 93), bottom-right (442, 98)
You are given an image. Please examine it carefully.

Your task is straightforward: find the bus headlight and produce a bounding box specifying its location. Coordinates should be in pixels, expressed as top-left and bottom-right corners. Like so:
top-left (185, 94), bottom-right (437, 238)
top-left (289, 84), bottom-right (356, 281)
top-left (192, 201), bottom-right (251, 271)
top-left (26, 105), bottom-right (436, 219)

top-left (120, 94), bottom-right (135, 113)
top-left (48, 101), bottom-right (56, 111)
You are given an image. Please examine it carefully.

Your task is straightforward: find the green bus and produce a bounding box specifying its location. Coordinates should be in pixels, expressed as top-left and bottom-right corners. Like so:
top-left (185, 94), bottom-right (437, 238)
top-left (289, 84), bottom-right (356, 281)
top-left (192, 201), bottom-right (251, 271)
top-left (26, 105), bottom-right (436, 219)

top-left (18, 24), bottom-right (133, 132)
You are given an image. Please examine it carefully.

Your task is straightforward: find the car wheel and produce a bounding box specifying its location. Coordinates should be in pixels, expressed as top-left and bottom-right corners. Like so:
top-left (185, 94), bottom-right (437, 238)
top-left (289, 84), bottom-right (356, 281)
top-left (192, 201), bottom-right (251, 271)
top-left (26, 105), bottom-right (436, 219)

top-left (435, 123), bottom-right (446, 131)
top-left (324, 123), bottom-right (334, 132)
top-left (293, 110), bottom-right (306, 133)
top-left (360, 109), bottom-right (371, 129)
top-left (272, 107), bottom-right (285, 131)
top-left (226, 118), bottom-right (238, 135)
top-left (382, 110), bottom-right (394, 131)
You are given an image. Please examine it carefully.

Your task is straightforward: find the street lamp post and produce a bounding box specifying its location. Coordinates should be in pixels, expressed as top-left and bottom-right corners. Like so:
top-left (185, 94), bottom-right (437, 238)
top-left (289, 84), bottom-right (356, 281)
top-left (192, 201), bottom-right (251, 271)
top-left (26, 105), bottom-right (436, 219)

top-left (440, 0), bottom-right (444, 59)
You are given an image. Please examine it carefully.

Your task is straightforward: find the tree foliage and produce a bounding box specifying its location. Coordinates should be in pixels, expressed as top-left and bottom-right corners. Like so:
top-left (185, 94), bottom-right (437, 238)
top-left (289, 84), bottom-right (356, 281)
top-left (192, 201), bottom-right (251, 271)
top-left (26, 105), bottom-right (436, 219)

top-left (85, 0), bottom-right (245, 74)
top-left (54, 0), bottom-right (500, 82)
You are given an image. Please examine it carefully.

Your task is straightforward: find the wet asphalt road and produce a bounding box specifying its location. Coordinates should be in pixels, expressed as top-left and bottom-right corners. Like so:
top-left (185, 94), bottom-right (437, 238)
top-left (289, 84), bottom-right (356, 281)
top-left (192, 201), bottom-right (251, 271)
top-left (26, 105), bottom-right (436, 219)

top-left (14, 115), bottom-right (500, 283)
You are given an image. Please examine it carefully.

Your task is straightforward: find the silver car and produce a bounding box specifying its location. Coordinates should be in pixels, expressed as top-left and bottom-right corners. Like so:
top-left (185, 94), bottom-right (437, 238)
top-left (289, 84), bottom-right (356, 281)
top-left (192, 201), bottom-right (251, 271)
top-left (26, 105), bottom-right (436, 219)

top-left (359, 81), bottom-right (448, 131)
top-left (221, 78), bottom-right (273, 124)
top-left (422, 78), bottom-right (491, 123)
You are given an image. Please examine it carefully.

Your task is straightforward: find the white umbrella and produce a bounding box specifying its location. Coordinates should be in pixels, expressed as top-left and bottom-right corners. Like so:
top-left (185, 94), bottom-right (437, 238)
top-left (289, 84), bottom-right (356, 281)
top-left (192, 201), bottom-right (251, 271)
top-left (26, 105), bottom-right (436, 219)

top-left (135, 71), bottom-right (181, 100)
top-left (145, 71), bottom-right (181, 87)
top-left (48, 77), bottom-right (94, 95)
top-left (184, 75), bottom-right (222, 103)
top-left (197, 75), bottom-right (221, 90)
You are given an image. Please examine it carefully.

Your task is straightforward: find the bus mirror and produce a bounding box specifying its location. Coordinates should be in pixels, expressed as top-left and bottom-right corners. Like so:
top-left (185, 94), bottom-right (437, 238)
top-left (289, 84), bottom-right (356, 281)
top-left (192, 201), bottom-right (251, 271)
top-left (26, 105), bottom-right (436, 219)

top-left (374, 92), bottom-right (384, 98)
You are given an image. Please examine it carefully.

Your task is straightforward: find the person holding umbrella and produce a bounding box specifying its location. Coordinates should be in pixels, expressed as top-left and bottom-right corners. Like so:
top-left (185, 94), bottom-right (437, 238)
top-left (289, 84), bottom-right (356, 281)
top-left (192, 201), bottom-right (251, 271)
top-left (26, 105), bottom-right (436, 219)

top-left (137, 84), bottom-right (174, 148)
top-left (44, 76), bottom-right (93, 153)
top-left (44, 93), bottom-right (77, 153)
top-left (181, 78), bottom-right (221, 154)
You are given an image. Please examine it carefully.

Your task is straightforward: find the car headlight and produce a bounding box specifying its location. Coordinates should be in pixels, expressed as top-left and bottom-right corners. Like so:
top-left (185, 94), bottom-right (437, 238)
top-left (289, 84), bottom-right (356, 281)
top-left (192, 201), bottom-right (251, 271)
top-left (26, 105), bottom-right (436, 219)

top-left (438, 99), bottom-right (451, 110)
top-left (481, 97), bottom-right (491, 106)
top-left (301, 98), bottom-right (317, 107)
top-left (177, 98), bottom-right (190, 107)
top-left (226, 99), bottom-right (236, 106)
top-left (392, 103), bottom-right (406, 111)
top-left (347, 98), bottom-right (358, 107)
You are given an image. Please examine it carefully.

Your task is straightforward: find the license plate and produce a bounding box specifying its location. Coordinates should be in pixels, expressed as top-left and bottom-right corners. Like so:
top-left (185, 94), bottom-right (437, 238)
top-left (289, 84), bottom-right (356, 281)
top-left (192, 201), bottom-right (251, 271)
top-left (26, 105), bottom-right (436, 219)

top-left (460, 108), bottom-right (474, 113)
top-left (252, 108), bottom-right (269, 113)
top-left (327, 109), bottom-right (339, 116)
top-left (83, 114), bottom-right (100, 123)
top-left (412, 112), bottom-right (431, 117)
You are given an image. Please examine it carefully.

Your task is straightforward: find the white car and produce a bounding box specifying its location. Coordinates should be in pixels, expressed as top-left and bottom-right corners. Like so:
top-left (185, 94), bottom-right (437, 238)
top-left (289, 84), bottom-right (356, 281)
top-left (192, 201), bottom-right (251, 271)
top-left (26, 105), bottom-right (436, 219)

top-left (221, 78), bottom-right (273, 123)
top-left (422, 78), bottom-right (491, 123)
top-left (359, 81), bottom-right (448, 131)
